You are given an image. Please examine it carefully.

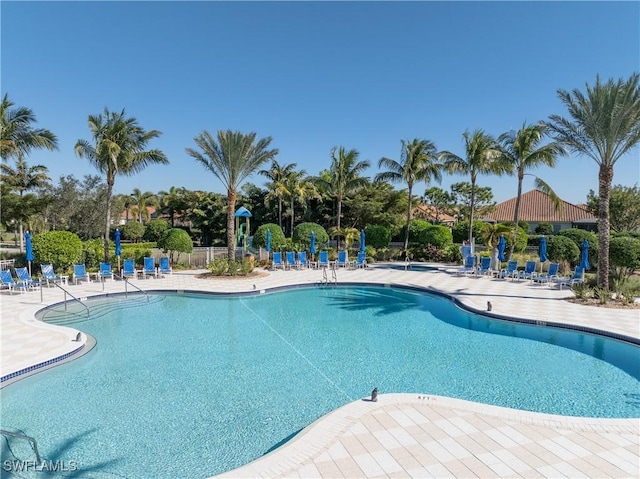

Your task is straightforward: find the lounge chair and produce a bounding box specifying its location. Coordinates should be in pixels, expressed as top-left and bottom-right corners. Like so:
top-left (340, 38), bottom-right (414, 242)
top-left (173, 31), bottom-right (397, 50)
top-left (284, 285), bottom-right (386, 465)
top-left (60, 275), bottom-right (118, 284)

top-left (41, 264), bottom-right (67, 286)
top-left (272, 252), bottom-right (284, 270)
top-left (158, 256), bottom-right (172, 276)
top-left (15, 267), bottom-right (40, 290)
top-left (534, 262), bottom-right (559, 285)
top-left (457, 255), bottom-right (476, 276)
top-left (142, 257), bottom-right (157, 279)
top-left (285, 251), bottom-right (297, 270)
top-left (558, 266), bottom-right (584, 290)
top-left (516, 260), bottom-right (536, 281)
top-left (98, 262), bottom-right (114, 281)
top-left (477, 256), bottom-right (492, 276)
top-left (0, 270), bottom-right (28, 293)
top-left (73, 264), bottom-right (90, 285)
top-left (122, 259), bottom-right (138, 279)
top-left (498, 260), bottom-right (518, 280)
top-left (354, 251), bottom-right (367, 268)
top-left (335, 250), bottom-right (349, 268)
top-left (317, 251), bottom-right (330, 268)
top-left (297, 251), bottom-right (314, 268)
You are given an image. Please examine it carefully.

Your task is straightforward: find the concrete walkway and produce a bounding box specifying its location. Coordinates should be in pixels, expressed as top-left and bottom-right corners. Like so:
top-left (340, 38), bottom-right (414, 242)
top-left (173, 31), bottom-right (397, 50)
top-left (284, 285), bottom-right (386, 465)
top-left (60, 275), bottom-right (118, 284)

top-left (1, 263), bottom-right (638, 478)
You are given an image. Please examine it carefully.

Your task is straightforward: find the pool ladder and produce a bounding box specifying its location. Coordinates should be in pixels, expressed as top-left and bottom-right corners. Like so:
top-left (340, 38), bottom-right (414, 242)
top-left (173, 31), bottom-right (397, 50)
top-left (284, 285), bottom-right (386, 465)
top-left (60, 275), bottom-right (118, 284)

top-left (1, 429), bottom-right (42, 464)
top-left (320, 266), bottom-right (338, 286)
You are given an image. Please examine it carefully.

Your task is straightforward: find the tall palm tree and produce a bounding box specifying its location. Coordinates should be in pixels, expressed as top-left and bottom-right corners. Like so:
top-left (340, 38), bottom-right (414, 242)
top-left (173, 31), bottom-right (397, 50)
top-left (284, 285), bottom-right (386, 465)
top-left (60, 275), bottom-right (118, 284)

top-left (187, 130), bottom-right (278, 260)
top-left (0, 158), bottom-right (51, 251)
top-left (282, 170), bottom-right (319, 236)
top-left (439, 130), bottom-right (505, 244)
top-left (75, 108), bottom-right (168, 262)
top-left (547, 73), bottom-right (640, 289)
top-left (375, 138), bottom-right (442, 254)
top-left (315, 146), bottom-right (370, 231)
top-left (158, 186), bottom-right (188, 227)
top-left (130, 188), bottom-right (158, 224)
top-left (259, 160), bottom-right (297, 230)
top-left (0, 94), bottom-right (58, 161)
top-left (498, 122), bottom-right (567, 259)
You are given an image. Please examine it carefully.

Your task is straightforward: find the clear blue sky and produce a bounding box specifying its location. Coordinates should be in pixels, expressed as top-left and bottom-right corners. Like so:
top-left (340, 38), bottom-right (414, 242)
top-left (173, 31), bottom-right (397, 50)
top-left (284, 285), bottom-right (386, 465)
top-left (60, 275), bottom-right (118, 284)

top-left (2, 1), bottom-right (639, 205)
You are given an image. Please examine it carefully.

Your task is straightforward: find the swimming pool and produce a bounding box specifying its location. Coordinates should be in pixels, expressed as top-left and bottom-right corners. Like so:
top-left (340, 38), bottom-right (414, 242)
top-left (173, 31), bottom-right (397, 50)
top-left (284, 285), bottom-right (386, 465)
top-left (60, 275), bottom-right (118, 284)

top-left (2, 285), bottom-right (639, 478)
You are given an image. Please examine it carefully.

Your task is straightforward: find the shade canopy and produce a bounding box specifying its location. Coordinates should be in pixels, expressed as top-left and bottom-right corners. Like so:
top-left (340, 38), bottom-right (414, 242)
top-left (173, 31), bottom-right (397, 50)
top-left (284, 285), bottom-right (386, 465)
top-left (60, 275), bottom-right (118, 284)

top-left (25, 231), bottom-right (34, 262)
top-left (310, 231), bottom-right (316, 255)
top-left (265, 229), bottom-right (271, 252)
top-left (497, 235), bottom-right (506, 262)
top-left (359, 229), bottom-right (365, 253)
top-left (539, 235), bottom-right (548, 263)
top-left (234, 207), bottom-right (252, 218)
top-left (115, 229), bottom-right (122, 256)
top-left (579, 240), bottom-right (590, 270)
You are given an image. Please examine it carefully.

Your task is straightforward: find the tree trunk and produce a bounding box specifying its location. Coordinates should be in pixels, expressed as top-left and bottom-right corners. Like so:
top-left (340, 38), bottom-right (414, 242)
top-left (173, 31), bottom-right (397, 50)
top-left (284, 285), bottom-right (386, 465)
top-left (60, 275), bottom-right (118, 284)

top-left (227, 189), bottom-right (236, 261)
top-left (403, 184), bottom-right (413, 254)
top-left (290, 198), bottom-right (295, 238)
top-left (336, 196), bottom-right (342, 248)
top-left (104, 172), bottom-right (114, 263)
top-left (278, 198), bottom-right (283, 229)
top-left (468, 175), bottom-right (476, 245)
top-left (597, 165), bottom-right (613, 290)
top-left (508, 171), bottom-right (524, 260)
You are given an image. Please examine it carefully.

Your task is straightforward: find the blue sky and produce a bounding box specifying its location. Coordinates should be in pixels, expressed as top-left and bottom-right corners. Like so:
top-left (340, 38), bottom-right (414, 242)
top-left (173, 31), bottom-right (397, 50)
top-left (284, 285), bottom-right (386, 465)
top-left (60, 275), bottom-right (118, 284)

top-left (2, 1), bottom-right (639, 205)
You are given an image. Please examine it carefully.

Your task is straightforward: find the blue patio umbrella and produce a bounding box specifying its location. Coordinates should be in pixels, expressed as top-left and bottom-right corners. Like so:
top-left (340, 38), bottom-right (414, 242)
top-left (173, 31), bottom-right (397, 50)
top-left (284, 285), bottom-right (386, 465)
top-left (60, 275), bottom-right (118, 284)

top-left (360, 229), bottom-right (365, 253)
top-left (265, 229), bottom-right (271, 253)
top-left (310, 230), bottom-right (316, 256)
top-left (497, 235), bottom-right (506, 262)
top-left (539, 235), bottom-right (548, 272)
top-left (579, 239), bottom-right (590, 270)
top-left (115, 229), bottom-right (122, 271)
top-left (25, 231), bottom-right (34, 276)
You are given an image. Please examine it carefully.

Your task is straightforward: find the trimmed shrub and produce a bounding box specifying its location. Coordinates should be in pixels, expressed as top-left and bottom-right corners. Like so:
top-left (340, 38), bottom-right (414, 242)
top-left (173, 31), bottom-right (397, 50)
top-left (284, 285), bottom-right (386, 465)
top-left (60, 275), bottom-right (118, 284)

top-left (121, 221), bottom-right (145, 242)
top-left (253, 224), bottom-right (286, 251)
top-left (364, 225), bottom-right (392, 249)
top-left (503, 226), bottom-right (528, 253)
top-left (292, 222), bottom-right (329, 249)
top-left (452, 220), bottom-right (487, 244)
top-left (547, 235), bottom-right (580, 264)
top-left (32, 231), bottom-right (83, 273)
top-left (143, 219), bottom-right (170, 242)
top-left (423, 225), bottom-right (453, 249)
top-left (558, 228), bottom-right (598, 264)
top-left (406, 219), bottom-right (432, 244)
top-left (535, 222), bottom-right (554, 235)
top-left (82, 239), bottom-right (104, 269)
top-left (609, 236), bottom-right (640, 281)
top-left (158, 228), bottom-right (193, 262)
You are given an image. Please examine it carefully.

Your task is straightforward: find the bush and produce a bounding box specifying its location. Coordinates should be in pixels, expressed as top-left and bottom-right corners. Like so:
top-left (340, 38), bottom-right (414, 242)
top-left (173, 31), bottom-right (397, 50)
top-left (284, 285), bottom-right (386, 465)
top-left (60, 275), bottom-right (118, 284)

top-left (82, 239), bottom-right (104, 269)
top-left (143, 219), bottom-right (170, 242)
top-left (253, 224), bottom-right (286, 251)
top-left (547, 235), bottom-right (580, 264)
top-left (442, 243), bottom-right (463, 263)
top-left (158, 228), bottom-right (193, 263)
top-left (558, 228), bottom-right (598, 261)
top-left (503, 226), bottom-right (528, 253)
top-left (423, 225), bottom-right (453, 249)
top-left (452, 220), bottom-right (487, 244)
top-left (609, 236), bottom-right (640, 281)
top-left (614, 231), bottom-right (640, 239)
top-left (121, 221), bottom-right (145, 242)
top-left (292, 223), bottom-right (329, 249)
top-left (405, 219), bottom-right (432, 244)
top-left (363, 225), bottom-right (391, 249)
top-left (535, 222), bottom-right (554, 235)
top-left (32, 231), bottom-right (83, 273)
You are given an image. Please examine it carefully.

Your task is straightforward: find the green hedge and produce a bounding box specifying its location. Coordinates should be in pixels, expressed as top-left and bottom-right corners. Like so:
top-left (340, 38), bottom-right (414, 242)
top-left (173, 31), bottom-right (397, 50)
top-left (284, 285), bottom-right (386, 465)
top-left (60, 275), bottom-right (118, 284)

top-left (32, 231), bottom-right (83, 273)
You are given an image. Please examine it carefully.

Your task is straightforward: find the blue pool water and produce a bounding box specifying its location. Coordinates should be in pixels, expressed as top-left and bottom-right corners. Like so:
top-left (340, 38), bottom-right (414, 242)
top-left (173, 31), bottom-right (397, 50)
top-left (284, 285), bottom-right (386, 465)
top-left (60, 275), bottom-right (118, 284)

top-left (1, 286), bottom-right (639, 478)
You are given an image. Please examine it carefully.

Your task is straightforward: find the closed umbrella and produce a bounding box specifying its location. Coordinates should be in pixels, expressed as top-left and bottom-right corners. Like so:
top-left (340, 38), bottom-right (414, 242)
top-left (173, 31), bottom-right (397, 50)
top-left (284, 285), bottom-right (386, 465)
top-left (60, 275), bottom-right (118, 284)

top-left (25, 231), bottom-right (34, 276)
top-left (539, 235), bottom-right (548, 272)
top-left (497, 235), bottom-right (506, 262)
top-left (360, 229), bottom-right (365, 253)
top-left (115, 229), bottom-right (122, 272)
top-left (579, 239), bottom-right (590, 271)
top-left (310, 230), bottom-right (316, 259)
top-left (265, 229), bottom-right (271, 253)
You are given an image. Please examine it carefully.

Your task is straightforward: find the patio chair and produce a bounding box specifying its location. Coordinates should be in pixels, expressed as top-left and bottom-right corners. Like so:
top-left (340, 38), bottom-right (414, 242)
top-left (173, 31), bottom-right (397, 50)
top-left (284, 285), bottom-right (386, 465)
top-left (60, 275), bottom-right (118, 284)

top-left (73, 264), bottom-right (90, 285)
top-left (285, 251), bottom-right (297, 270)
top-left (335, 250), bottom-right (349, 268)
top-left (498, 260), bottom-right (518, 280)
top-left (477, 256), bottom-right (492, 276)
top-left (272, 252), bottom-right (284, 270)
top-left (0, 270), bottom-right (28, 294)
top-left (122, 259), bottom-right (138, 279)
top-left (317, 251), bottom-right (330, 268)
top-left (534, 262), bottom-right (560, 286)
top-left (457, 255), bottom-right (476, 276)
top-left (15, 267), bottom-right (40, 290)
top-left (558, 267), bottom-right (584, 290)
top-left (41, 264), bottom-right (67, 286)
top-left (158, 256), bottom-right (172, 276)
top-left (98, 262), bottom-right (114, 281)
top-left (297, 251), bottom-right (314, 268)
top-left (354, 251), bottom-right (367, 268)
top-left (516, 260), bottom-right (536, 281)
top-left (142, 257), bottom-right (157, 279)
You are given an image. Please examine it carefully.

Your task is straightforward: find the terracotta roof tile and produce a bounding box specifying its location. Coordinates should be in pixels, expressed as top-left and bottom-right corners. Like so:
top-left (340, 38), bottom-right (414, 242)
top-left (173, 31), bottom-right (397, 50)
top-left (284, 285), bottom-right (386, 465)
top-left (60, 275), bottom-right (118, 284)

top-left (485, 190), bottom-right (596, 223)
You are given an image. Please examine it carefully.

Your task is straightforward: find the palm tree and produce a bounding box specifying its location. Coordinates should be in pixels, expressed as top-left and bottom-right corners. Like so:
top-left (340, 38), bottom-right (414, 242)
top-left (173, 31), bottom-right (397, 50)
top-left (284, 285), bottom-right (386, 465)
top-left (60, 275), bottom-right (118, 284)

top-left (1, 94), bottom-right (58, 161)
top-left (439, 130), bottom-right (505, 244)
top-left (75, 108), bottom-right (168, 262)
top-left (259, 160), bottom-right (297, 230)
top-left (546, 73), bottom-right (640, 290)
top-left (186, 130), bottom-right (278, 260)
top-left (282, 170), bottom-right (319, 236)
top-left (375, 138), bottom-right (442, 254)
top-left (315, 146), bottom-right (370, 232)
top-left (158, 186), bottom-right (188, 227)
top-left (498, 122), bottom-right (567, 259)
top-left (0, 158), bottom-right (51, 251)
top-left (478, 222), bottom-right (513, 270)
top-left (130, 188), bottom-right (158, 224)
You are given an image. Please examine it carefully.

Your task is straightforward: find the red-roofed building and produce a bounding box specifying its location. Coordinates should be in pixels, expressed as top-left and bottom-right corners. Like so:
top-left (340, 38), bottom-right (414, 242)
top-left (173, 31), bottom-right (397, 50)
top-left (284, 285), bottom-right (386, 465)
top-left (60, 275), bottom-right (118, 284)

top-left (485, 190), bottom-right (597, 233)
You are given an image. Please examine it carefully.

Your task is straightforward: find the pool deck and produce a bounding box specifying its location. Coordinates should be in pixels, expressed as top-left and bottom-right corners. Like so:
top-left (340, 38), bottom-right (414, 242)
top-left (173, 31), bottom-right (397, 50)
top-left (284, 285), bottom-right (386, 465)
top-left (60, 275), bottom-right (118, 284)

top-left (1, 262), bottom-right (638, 478)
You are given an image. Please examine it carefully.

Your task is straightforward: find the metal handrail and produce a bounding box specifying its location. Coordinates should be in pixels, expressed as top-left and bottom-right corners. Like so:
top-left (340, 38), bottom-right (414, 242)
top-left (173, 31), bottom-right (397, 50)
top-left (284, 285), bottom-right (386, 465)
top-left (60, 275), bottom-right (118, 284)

top-left (331, 265), bottom-right (338, 285)
top-left (1, 429), bottom-right (42, 464)
top-left (112, 272), bottom-right (149, 302)
top-left (44, 281), bottom-right (90, 317)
